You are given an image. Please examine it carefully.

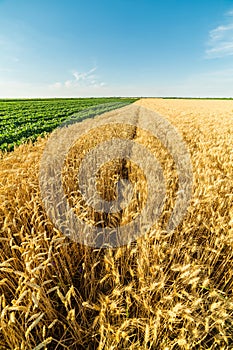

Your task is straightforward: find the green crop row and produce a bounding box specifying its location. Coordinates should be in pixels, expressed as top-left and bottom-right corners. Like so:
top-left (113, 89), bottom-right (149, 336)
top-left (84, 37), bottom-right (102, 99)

top-left (0, 98), bottom-right (138, 152)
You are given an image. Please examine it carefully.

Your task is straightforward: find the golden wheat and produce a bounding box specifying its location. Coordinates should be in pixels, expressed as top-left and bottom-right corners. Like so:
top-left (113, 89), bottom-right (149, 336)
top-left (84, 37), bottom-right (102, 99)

top-left (0, 99), bottom-right (232, 349)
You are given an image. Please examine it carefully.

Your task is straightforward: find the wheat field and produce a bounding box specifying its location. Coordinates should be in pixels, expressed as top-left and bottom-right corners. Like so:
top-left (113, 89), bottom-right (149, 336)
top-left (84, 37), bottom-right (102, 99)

top-left (0, 99), bottom-right (232, 349)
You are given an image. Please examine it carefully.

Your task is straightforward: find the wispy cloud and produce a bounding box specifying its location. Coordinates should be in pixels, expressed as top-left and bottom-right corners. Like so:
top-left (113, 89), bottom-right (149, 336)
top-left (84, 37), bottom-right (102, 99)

top-left (206, 10), bottom-right (233, 58)
top-left (73, 67), bottom-right (97, 82)
top-left (49, 67), bottom-right (107, 90)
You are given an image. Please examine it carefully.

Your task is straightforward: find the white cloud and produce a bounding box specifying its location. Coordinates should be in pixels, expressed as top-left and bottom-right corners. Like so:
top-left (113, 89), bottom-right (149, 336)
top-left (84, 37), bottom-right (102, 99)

top-left (206, 10), bottom-right (233, 58)
top-left (209, 24), bottom-right (233, 41)
top-left (73, 67), bottom-right (97, 82)
top-left (49, 67), bottom-right (107, 91)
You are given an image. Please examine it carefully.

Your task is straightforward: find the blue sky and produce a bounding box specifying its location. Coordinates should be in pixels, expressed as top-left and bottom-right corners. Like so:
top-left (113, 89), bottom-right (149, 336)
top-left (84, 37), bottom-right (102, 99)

top-left (0, 0), bottom-right (233, 97)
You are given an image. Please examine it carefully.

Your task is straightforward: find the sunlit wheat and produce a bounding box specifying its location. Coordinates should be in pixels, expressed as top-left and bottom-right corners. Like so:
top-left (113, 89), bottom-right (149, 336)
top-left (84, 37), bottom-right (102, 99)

top-left (0, 99), bottom-right (232, 349)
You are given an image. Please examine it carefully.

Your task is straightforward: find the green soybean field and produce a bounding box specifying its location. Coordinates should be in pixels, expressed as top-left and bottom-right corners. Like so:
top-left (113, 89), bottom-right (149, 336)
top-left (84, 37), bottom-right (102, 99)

top-left (0, 98), bottom-right (138, 152)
